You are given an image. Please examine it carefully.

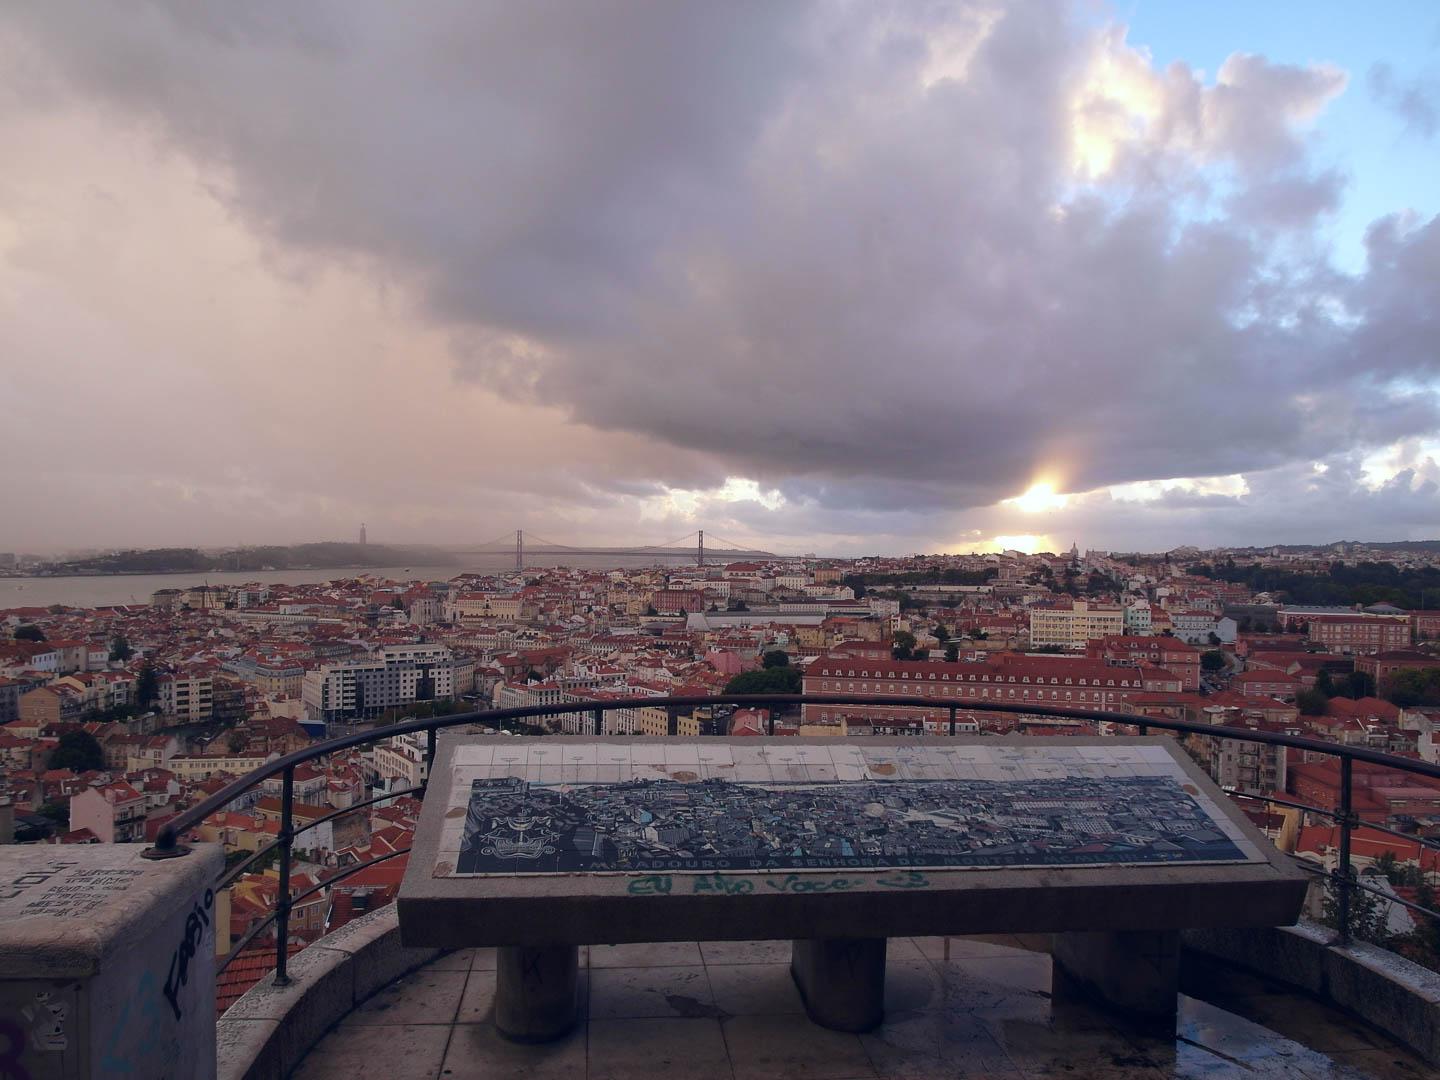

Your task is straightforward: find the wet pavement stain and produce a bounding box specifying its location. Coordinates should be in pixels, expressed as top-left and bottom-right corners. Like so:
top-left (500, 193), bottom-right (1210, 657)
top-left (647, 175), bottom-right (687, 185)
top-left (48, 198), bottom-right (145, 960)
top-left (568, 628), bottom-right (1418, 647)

top-left (665, 994), bottom-right (729, 1020)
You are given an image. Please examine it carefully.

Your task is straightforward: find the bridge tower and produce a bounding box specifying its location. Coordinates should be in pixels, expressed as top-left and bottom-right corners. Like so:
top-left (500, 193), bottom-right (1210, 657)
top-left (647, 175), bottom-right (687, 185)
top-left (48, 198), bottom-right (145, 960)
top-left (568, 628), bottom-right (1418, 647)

top-left (697, 530), bottom-right (704, 568)
top-left (516, 530), bottom-right (523, 572)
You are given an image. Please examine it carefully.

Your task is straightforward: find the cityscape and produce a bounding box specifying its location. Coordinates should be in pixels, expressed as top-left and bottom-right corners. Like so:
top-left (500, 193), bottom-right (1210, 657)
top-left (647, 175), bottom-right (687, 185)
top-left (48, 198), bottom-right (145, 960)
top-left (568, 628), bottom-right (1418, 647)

top-left (3, 0), bottom-right (1440, 1075)
top-left (3, 548), bottom-right (1439, 930)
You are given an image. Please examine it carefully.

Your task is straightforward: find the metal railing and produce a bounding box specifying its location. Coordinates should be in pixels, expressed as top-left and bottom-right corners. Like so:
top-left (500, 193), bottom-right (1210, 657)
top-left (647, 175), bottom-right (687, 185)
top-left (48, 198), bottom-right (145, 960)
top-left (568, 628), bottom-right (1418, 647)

top-left (139, 693), bottom-right (1440, 989)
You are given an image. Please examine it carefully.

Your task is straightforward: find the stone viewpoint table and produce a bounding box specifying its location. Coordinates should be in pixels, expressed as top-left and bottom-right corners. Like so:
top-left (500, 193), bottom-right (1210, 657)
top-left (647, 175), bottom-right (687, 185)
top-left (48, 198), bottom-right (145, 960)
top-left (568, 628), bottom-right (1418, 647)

top-left (398, 736), bottom-right (1306, 1040)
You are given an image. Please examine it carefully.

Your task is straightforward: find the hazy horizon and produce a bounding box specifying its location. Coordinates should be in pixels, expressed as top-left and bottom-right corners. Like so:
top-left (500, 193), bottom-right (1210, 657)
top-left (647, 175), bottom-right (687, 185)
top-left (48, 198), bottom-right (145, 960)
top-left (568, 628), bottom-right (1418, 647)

top-left (13, 533), bottom-right (1440, 565)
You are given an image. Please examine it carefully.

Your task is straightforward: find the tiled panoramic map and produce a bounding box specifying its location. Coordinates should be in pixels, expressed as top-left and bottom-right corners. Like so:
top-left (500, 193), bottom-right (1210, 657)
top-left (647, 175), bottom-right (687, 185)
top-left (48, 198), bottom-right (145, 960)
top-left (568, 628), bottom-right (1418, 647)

top-left (434, 743), bottom-right (1264, 876)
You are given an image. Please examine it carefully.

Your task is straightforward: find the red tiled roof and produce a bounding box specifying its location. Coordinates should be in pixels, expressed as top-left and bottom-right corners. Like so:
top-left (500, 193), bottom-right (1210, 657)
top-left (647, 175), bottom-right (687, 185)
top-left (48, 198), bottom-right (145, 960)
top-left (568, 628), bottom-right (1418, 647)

top-left (216, 940), bottom-right (308, 1016)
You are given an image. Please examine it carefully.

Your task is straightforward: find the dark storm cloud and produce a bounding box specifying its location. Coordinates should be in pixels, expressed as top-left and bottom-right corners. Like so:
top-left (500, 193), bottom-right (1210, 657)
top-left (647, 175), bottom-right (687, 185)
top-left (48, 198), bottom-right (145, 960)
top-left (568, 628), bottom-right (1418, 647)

top-left (4, 0), bottom-right (1438, 535)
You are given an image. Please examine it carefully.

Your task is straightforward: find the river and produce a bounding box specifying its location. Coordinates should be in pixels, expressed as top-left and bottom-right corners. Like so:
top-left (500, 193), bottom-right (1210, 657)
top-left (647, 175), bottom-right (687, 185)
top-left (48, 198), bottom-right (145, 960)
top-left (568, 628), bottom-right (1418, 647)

top-left (0, 552), bottom-right (707, 609)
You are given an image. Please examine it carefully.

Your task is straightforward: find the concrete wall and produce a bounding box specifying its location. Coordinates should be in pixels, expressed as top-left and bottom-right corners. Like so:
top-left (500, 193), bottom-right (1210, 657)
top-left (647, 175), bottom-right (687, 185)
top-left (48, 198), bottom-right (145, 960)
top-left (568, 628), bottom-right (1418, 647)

top-left (0, 844), bottom-right (224, 1079)
top-left (217, 906), bottom-right (442, 1080)
top-left (1184, 920), bottom-right (1440, 1065)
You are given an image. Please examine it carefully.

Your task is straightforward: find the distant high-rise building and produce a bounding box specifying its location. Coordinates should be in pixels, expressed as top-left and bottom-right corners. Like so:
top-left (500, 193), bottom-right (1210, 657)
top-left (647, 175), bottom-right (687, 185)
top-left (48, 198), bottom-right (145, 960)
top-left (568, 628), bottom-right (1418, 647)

top-left (359, 522), bottom-right (368, 546)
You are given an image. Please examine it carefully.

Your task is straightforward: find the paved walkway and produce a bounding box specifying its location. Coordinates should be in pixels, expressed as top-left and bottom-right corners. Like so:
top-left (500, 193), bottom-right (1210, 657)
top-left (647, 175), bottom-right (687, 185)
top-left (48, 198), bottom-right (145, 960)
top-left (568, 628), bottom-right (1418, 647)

top-left (290, 936), bottom-right (1432, 1079)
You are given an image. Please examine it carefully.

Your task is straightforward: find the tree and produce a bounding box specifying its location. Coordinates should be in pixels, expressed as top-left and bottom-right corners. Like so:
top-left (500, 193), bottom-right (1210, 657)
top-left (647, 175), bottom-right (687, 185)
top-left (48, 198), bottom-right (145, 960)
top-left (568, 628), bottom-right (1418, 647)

top-left (1321, 874), bottom-right (1390, 946)
top-left (48, 730), bottom-right (105, 773)
top-left (1207, 632), bottom-right (1222, 646)
top-left (724, 667), bottom-right (801, 695)
top-left (1316, 669), bottom-right (1335, 697)
top-left (1384, 667), bottom-right (1440, 708)
top-left (1201, 650), bottom-right (1227, 672)
top-left (891, 631), bottom-right (917, 661)
top-left (13, 624), bottom-right (45, 642)
top-left (762, 650), bottom-right (790, 669)
top-left (136, 662), bottom-right (159, 709)
top-left (109, 634), bottom-right (134, 662)
top-left (944, 643), bottom-right (960, 663)
top-left (226, 729), bottom-right (247, 754)
top-left (645, 604), bottom-right (658, 616)
top-left (1297, 688), bottom-right (1330, 716)
top-left (933, 624), bottom-right (950, 644)
top-left (1342, 671), bottom-right (1376, 700)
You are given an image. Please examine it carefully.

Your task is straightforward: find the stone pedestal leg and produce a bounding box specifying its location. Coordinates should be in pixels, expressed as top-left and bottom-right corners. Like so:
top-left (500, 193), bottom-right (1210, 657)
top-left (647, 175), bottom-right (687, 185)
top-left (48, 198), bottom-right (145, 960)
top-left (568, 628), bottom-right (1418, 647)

top-left (495, 944), bottom-right (580, 1042)
top-left (791, 937), bottom-right (886, 1032)
top-left (1052, 930), bottom-right (1179, 1022)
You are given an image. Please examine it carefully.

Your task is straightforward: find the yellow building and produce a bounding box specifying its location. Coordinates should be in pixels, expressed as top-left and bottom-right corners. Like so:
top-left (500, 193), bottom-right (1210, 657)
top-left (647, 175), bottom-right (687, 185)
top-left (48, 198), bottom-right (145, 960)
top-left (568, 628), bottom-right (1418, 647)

top-left (445, 592), bottom-right (533, 622)
top-left (637, 705), bottom-right (671, 737)
top-left (1028, 600), bottom-right (1125, 650)
top-left (168, 750), bottom-right (277, 782)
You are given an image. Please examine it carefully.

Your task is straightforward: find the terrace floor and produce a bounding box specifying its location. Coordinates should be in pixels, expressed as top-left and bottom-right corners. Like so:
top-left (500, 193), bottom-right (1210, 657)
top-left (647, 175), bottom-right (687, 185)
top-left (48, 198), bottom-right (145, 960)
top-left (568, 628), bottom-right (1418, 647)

top-left (289, 936), bottom-right (1435, 1079)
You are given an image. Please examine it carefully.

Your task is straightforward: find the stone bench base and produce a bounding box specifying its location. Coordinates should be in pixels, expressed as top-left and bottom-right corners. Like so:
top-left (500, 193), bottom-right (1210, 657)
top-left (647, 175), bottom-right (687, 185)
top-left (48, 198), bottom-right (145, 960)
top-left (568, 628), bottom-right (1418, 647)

top-left (1052, 929), bottom-right (1181, 1023)
top-left (490, 932), bottom-right (1186, 1042)
top-left (791, 937), bottom-right (887, 1032)
top-left (495, 945), bottom-right (580, 1042)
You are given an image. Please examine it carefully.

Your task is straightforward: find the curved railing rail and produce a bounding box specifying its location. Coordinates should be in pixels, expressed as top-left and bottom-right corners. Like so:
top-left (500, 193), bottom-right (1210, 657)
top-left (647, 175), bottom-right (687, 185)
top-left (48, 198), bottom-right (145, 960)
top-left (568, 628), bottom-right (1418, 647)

top-left (140, 693), bottom-right (1440, 989)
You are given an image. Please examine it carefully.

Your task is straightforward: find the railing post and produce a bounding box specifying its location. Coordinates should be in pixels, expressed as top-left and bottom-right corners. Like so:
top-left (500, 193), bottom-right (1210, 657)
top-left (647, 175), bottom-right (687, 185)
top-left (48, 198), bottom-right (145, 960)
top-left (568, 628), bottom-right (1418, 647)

top-left (1137, 722), bottom-right (1149, 736)
top-left (592, 707), bottom-right (602, 737)
top-left (949, 705), bottom-right (956, 737)
top-left (274, 764), bottom-right (296, 987)
top-left (425, 728), bottom-right (437, 791)
top-left (1337, 755), bottom-right (1354, 945)
top-left (767, 707), bottom-right (774, 736)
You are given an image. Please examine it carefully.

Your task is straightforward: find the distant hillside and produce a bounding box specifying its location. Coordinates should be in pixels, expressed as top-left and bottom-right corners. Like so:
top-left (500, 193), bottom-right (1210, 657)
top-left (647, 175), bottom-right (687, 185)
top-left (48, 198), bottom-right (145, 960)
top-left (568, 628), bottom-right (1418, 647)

top-left (1335, 540), bottom-right (1440, 553)
top-left (37, 543), bottom-right (455, 575)
top-left (1182, 540), bottom-right (1440, 556)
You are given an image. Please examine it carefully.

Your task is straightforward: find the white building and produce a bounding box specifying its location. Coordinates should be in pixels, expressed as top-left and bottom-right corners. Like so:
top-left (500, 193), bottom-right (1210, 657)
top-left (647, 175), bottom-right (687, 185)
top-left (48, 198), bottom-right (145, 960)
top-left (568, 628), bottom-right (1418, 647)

top-left (301, 644), bottom-right (459, 723)
top-left (1123, 599), bottom-right (1153, 635)
top-left (408, 595), bottom-right (442, 626)
top-left (373, 731), bottom-right (429, 791)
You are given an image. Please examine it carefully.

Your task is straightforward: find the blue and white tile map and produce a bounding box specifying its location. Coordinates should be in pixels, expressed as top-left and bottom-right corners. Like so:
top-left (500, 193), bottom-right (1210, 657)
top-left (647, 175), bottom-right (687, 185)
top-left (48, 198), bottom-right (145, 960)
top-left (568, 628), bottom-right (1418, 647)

top-left (432, 743), bottom-right (1264, 877)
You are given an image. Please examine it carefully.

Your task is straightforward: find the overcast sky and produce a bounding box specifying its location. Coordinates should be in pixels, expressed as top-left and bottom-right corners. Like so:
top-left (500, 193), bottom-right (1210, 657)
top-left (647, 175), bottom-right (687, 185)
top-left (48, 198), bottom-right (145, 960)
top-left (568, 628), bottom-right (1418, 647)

top-left (2, 1), bottom-right (1438, 557)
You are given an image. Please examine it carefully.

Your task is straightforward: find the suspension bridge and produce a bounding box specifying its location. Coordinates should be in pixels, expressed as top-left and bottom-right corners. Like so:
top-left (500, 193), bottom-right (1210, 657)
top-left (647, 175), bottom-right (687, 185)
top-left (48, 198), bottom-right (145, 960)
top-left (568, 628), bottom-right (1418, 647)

top-left (451, 529), bottom-right (783, 570)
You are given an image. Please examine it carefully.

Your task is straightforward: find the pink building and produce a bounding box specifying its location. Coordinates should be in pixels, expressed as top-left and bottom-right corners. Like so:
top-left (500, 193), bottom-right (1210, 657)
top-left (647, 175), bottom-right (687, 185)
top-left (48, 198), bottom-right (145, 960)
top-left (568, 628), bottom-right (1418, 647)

top-left (69, 781), bottom-right (147, 843)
